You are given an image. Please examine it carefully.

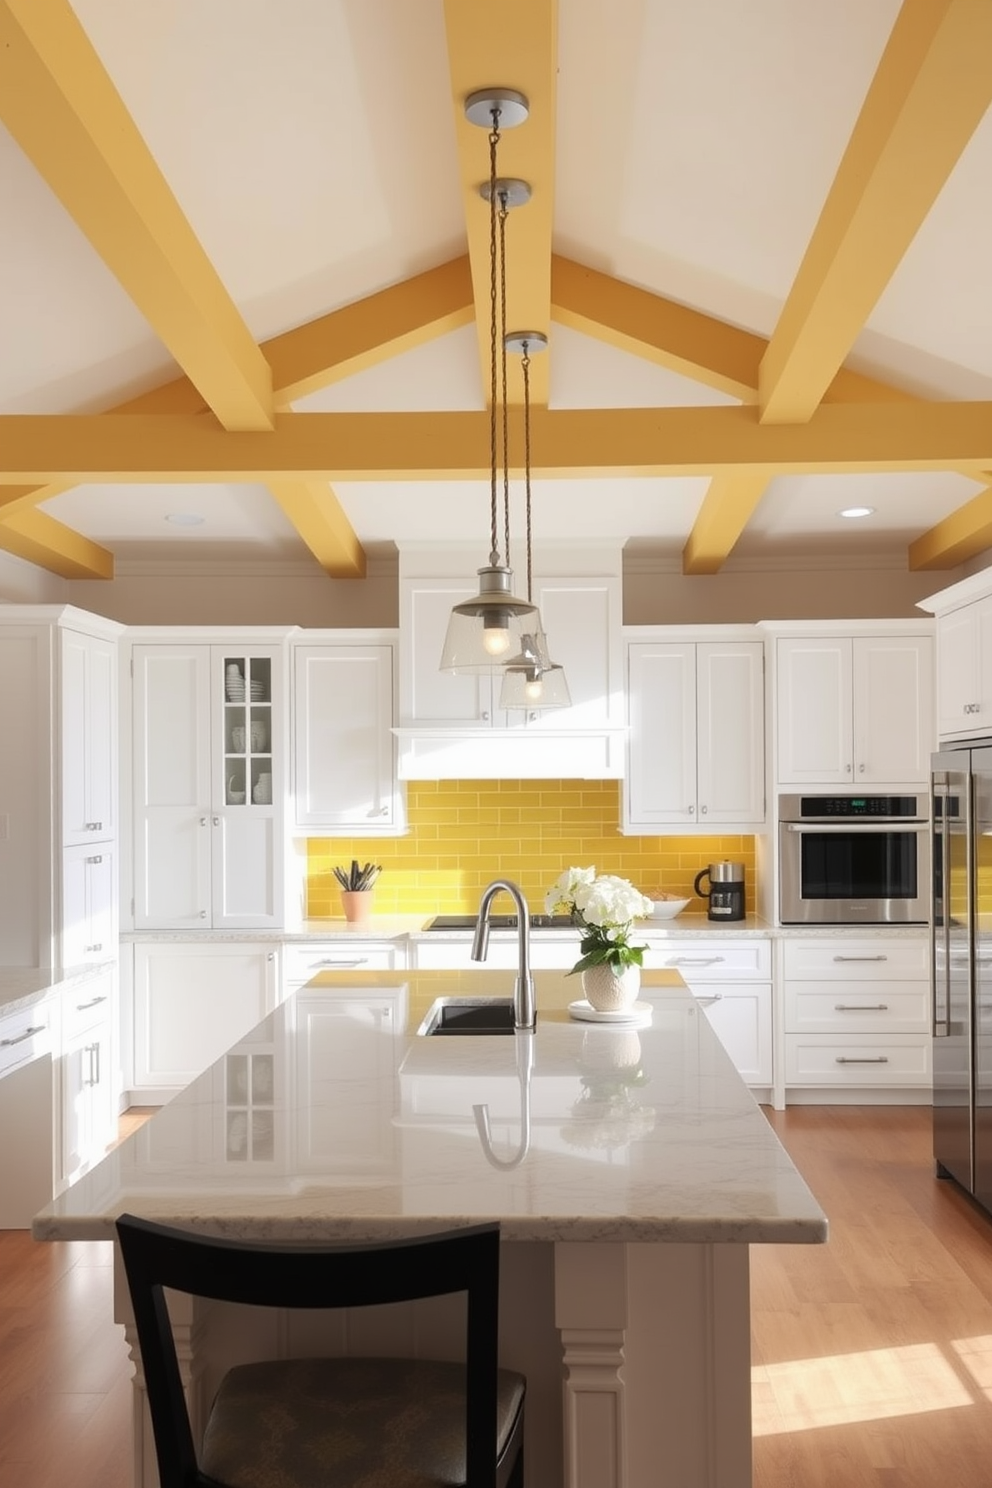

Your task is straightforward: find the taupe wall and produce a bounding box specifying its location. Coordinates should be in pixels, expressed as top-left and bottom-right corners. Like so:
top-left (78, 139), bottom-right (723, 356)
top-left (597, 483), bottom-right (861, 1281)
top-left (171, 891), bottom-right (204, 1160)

top-left (0, 547), bottom-right (976, 628)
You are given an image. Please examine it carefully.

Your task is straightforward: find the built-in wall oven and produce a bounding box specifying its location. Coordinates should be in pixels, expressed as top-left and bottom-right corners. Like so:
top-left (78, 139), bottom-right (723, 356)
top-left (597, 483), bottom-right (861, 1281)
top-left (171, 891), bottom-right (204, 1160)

top-left (779, 793), bottom-right (930, 925)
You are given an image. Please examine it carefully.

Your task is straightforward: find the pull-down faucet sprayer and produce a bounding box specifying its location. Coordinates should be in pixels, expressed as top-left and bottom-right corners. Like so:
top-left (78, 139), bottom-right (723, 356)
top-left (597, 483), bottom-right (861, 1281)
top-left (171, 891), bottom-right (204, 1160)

top-left (471, 878), bottom-right (536, 1031)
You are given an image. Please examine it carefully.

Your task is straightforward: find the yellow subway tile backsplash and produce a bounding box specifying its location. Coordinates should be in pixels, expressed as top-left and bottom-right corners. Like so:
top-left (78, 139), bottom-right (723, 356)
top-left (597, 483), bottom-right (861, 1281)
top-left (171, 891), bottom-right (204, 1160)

top-left (305, 781), bottom-right (757, 919)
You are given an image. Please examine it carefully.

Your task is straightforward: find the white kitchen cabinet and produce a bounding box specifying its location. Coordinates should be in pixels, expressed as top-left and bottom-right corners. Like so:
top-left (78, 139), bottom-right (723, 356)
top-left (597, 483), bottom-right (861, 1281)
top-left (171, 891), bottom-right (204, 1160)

top-left (0, 607), bottom-right (122, 970)
top-left (774, 632), bottom-right (933, 786)
top-left (282, 939), bottom-right (405, 997)
top-left (291, 639), bottom-right (405, 834)
top-left (62, 841), bottom-right (116, 966)
top-left (59, 967), bottom-right (116, 1188)
top-left (409, 936), bottom-right (579, 971)
top-left (396, 571), bottom-right (625, 778)
top-left (61, 627), bottom-right (118, 846)
top-left (129, 941), bottom-right (279, 1101)
top-left (644, 937), bottom-right (772, 1088)
top-left (781, 935), bottom-right (930, 1099)
top-left (131, 639), bottom-right (287, 929)
top-left (623, 636), bottom-right (765, 831)
top-left (932, 595), bottom-right (992, 739)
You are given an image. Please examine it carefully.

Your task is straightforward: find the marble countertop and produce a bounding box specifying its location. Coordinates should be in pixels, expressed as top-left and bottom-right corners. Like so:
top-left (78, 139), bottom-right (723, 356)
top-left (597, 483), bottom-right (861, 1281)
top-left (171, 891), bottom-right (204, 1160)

top-left (121, 914), bottom-right (929, 945)
top-left (33, 969), bottom-right (828, 1249)
top-left (0, 962), bottom-right (113, 1018)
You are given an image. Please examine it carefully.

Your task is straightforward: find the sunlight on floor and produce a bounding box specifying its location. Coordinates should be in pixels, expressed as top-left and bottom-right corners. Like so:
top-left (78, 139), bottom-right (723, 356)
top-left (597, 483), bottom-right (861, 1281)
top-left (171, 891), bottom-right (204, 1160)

top-left (752, 1342), bottom-right (974, 1435)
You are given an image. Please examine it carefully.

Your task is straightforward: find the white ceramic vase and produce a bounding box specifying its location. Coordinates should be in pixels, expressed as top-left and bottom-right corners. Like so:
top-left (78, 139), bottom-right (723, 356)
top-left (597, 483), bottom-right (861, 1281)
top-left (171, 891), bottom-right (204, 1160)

top-left (580, 962), bottom-right (641, 1013)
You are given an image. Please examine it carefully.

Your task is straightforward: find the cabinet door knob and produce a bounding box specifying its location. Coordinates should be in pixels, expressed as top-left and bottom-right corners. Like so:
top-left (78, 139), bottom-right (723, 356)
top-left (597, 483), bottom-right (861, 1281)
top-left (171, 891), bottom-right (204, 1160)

top-left (845, 763), bottom-right (852, 773)
top-left (481, 710), bottom-right (490, 721)
top-left (212, 816), bottom-right (220, 826)
top-left (199, 910), bottom-right (208, 919)
top-left (687, 804), bottom-right (695, 814)
top-left (700, 804), bottom-right (708, 814)
top-left (200, 816), bottom-right (208, 827)
top-left (858, 763), bottom-right (865, 773)
top-left (85, 855), bottom-right (103, 864)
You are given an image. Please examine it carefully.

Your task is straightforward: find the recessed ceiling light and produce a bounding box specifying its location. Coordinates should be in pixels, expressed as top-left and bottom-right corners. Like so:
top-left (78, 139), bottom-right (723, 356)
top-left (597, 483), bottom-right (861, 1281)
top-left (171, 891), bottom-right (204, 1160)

top-left (165, 512), bottom-right (205, 526)
top-left (839, 506), bottom-right (875, 519)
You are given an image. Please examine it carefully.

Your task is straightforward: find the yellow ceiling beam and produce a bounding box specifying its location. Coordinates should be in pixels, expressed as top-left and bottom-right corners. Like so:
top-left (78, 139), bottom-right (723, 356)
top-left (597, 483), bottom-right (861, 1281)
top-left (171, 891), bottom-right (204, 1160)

top-left (265, 257), bottom-right (476, 406)
top-left (0, 0), bottom-right (273, 432)
top-left (0, 509), bottom-right (113, 578)
top-left (2, 402), bottom-right (991, 484)
top-left (682, 473), bottom-right (775, 575)
top-left (909, 481), bottom-right (992, 570)
top-left (759, 0), bottom-right (992, 424)
top-left (550, 255), bottom-right (918, 408)
top-left (443, 0), bottom-right (556, 406)
top-left (266, 482), bottom-right (366, 579)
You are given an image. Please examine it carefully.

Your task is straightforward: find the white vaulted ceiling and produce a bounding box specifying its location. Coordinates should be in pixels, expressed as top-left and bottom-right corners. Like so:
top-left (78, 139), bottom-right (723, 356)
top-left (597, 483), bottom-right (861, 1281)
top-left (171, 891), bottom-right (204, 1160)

top-left (1, 0), bottom-right (991, 581)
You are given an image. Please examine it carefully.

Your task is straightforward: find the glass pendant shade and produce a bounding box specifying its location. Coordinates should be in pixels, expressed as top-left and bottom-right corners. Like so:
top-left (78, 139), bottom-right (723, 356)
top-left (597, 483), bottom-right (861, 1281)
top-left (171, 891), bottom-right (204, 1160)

top-left (439, 565), bottom-right (540, 674)
top-left (499, 628), bottom-right (572, 709)
top-left (499, 661), bottom-right (571, 710)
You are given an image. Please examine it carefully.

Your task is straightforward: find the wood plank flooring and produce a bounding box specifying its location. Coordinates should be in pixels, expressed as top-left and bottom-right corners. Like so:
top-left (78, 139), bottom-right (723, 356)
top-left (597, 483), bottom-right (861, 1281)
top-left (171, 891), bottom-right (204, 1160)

top-left (2, 1106), bottom-right (991, 1486)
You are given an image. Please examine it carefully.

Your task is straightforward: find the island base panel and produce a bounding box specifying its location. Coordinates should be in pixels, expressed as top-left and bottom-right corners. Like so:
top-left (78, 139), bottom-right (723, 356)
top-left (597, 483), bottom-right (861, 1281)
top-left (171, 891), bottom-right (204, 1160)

top-left (116, 1239), bottom-right (752, 1488)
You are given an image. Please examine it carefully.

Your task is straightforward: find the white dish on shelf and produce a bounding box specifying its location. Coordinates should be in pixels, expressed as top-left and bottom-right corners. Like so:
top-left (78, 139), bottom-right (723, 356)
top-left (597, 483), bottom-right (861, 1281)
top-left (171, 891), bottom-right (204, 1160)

top-left (568, 1000), bottom-right (652, 1026)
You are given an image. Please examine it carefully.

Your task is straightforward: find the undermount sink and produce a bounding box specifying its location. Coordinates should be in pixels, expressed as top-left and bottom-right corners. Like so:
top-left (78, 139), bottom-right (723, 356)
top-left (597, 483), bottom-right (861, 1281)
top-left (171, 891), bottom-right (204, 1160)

top-left (417, 997), bottom-right (516, 1036)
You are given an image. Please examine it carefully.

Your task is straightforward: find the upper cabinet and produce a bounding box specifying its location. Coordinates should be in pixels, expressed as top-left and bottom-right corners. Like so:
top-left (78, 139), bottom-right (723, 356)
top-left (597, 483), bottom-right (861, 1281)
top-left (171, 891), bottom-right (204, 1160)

top-left (622, 634), bottom-right (765, 833)
top-left (915, 585), bottom-right (992, 742)
top-left (772, 630), bottom-right (934, 787)
top-left (130, 635), bottom-right (290, 930)
top-left (291, 637), bottom-right (405, 835)
top-left (396, 562), bottom-right (625, 778)
top-left (0, 606), bottom-right (122, 970)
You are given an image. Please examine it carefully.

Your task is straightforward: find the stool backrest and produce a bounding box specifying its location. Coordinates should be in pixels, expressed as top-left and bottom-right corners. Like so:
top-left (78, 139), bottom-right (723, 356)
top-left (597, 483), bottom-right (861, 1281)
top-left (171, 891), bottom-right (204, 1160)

top-left (116, 1214), bottom-right (504, 1488)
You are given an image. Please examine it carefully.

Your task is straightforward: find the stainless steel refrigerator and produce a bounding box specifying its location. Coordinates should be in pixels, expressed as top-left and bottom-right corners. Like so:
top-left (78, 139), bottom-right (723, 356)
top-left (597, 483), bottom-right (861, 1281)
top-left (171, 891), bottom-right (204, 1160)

top-left (931, 745), bottom-right (992, 1216)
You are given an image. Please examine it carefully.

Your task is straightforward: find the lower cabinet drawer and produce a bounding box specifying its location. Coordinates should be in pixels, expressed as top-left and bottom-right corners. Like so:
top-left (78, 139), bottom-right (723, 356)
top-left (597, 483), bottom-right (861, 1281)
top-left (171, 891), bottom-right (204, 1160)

top-left (785, 982), bottom-right (929, 1034)
top-left (784, 1033), bottom-right (931, 1086)
top-left (646, 939), bottom-right (771, 980)
top-left (782, 938), bottom-right (929, 980)
top-left (0, 1003), bottom-right (53, 1079)
top-left (283, 942), bottom-right (402, 986)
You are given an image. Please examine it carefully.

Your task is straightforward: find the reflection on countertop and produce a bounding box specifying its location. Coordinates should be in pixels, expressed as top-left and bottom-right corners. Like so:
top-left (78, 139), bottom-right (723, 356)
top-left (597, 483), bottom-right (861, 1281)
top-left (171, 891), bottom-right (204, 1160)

top-left (34, 967), bottom-right (827, 1249)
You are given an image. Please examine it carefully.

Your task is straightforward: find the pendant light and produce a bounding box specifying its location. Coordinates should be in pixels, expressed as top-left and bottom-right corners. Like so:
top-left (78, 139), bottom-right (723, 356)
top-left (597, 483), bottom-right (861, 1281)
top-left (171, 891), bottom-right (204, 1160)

top-left (439, 88), bottom-right (540, 674)
top-left (499, 332), bottom-right (571, 710)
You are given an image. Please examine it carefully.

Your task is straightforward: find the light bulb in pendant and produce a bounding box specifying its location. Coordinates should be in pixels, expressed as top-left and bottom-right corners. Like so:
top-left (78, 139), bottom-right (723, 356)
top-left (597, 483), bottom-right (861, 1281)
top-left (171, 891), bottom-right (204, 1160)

top-left (524, 674), bottom-right (544, 701)
top-left (482, 624), bottom-right (511, 657)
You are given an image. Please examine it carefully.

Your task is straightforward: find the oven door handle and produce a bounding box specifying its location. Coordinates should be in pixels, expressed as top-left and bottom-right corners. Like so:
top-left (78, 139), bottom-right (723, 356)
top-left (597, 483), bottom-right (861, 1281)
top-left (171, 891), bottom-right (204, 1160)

top-left (782, 822), bottom-right (928, 833)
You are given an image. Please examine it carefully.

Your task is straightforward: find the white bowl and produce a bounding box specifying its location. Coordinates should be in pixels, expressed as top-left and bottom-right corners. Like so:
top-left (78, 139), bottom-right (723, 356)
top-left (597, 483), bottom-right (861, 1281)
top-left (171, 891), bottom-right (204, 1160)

top-left (648, 897), bottom-right (690, 920)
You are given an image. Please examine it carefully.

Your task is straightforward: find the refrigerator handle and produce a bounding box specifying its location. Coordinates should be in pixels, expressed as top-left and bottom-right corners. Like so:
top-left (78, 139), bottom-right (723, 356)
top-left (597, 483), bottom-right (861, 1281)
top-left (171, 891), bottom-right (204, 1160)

top-left (931, 773), bottom-right (951, 1039)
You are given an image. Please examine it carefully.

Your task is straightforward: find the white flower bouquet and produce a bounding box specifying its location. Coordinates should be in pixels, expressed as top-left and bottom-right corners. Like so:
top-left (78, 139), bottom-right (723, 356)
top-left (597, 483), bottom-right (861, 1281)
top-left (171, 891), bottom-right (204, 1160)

top-left (546, 866), bottom-right (653, 976)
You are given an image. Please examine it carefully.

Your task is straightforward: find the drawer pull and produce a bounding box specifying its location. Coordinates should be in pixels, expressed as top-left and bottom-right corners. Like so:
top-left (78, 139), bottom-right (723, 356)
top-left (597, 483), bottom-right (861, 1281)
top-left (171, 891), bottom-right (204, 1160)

top-left (696, 993), bottom-right (723, 1006)
top-left (667, 956), bottom-right (725, 967)
top-left (85, 821), bottom-right (103, 832)
top-left (832, 955), bottom-right (888, 963)
top-left (1, 1025), bottom-right (44, 1047)
top-left (834, 1003), bottom-right (889, 1012)
top-left (312, 957), bottom-right (368, 968)
top-left (835, 1056), bottom-right (889, 1064)
top-left (76, 995), bottom-right (107, 1012)
top-left (84, 943), bottom-right (104, 953)
top-left (85, 855), bottom-right (103, 865)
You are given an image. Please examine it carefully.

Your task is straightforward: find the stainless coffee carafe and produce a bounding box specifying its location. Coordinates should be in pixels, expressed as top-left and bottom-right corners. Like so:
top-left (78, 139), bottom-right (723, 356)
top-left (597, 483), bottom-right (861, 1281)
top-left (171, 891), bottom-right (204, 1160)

top-left (693, 861), bottom-right (746, 922)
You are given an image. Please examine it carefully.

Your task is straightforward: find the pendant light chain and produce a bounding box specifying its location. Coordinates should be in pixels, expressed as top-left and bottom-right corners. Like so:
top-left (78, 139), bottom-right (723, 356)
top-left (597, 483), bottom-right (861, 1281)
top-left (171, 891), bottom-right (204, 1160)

top-left (522, 343), bottom-right (533, 603)
top-left (487, 116), bottom-right (500, 567)
top-left (498, 189), bottom-right (511, 572)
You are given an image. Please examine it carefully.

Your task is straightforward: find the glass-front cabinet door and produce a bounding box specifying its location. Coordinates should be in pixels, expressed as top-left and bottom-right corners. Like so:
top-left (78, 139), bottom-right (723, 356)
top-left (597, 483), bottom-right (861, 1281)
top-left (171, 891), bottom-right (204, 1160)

top-left (222, 654), bottom-right (274, 807)
top-left (213, 648), bottom-right (282, 929)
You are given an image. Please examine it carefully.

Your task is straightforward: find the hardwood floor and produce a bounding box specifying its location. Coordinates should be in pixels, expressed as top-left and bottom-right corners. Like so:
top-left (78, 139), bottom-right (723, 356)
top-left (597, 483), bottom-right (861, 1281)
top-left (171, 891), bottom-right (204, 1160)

top-left (2, 1106), bottom-right (991, 1486)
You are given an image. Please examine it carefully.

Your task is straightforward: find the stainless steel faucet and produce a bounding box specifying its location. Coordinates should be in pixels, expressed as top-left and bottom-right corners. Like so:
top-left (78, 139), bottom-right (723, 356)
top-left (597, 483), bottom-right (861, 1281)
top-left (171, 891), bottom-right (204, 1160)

top-left (471, 878), bottom-right (536, 1030)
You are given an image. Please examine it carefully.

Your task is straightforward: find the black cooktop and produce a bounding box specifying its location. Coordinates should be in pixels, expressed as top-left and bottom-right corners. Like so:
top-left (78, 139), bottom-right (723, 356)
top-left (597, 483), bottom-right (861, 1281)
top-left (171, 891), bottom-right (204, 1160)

top-left (425, 914), bottom-right (576, 931)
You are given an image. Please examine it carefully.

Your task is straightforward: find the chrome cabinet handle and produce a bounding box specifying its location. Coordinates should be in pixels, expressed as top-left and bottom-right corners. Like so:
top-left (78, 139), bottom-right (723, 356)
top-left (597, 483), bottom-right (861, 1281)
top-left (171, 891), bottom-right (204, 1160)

top-left (687, 804), bottom-right (695, 814)
top-left (845, 764), bottom-right (852, 773)
top-left (700, 804), bottom-right (708, 814)
top-left (695, 993), bottom-right (723, 1006)
top-left (1, 1025), bottom-right (43, 1047)
top-left (670, 956), bottom-right (726, 967)
top-left (85, 821), bottom-right (103, 831)
top-left (833, 954), bottom-right (887, 962)
top-left (312, 957), bottom-right (368, 968)
top-left (213, 816), bottom-right (220, 826)
top-left (200, 816), bottom-right (208, 826)
top-left (835, 1056), bottom-right (889, 1064)
top-left (199, 910), bottom-right (208, 919)
top-left (835, 1003), bottom-right (888, 1012)
top-left (76, 995), bottom-right (107, 1011)
top-left (84, 942), bottom-right (103, 953)
top-left (85, 854), bottom-right (103, 864)
top-left (481, 710), bottom-right (490, 721)
top-left (858, 763), bottom-right (865, 773)
top-left (86, 1042), bottom-right (100, 1087)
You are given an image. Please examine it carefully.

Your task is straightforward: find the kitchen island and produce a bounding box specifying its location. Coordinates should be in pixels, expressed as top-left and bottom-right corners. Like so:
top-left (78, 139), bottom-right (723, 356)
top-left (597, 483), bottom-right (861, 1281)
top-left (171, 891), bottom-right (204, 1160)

top-left (33, 968), bottom-right (827, 1488)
